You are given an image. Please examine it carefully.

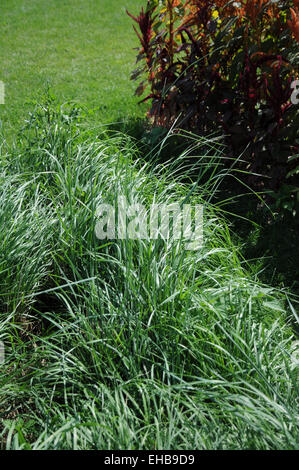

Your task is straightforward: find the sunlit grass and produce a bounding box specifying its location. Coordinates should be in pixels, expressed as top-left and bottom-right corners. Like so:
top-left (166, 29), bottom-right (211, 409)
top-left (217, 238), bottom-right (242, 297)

top-left (0, 101), bottom-right (298, 449)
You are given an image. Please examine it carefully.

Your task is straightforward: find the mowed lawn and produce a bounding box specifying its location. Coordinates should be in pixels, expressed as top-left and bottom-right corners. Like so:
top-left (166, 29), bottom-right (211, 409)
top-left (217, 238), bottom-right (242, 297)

top-left (0, 0), bottom-right (145, 138)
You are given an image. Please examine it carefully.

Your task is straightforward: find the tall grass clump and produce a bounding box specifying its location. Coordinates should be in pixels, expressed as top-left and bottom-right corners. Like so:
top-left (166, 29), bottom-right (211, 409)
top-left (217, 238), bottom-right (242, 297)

top-left (0, 99), bottom-right (298, 449)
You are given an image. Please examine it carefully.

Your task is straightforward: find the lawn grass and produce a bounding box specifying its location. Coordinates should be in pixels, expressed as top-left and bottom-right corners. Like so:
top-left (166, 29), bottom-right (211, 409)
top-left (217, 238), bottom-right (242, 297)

top-left (0, 0), bottom-right (146, 141)
top-left (0, 100), bottom-right (298, 450)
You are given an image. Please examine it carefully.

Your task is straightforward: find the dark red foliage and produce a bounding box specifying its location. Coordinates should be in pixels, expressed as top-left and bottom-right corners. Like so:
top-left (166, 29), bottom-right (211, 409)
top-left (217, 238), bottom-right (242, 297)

top-left (128, 1), bottom-right (299, 197)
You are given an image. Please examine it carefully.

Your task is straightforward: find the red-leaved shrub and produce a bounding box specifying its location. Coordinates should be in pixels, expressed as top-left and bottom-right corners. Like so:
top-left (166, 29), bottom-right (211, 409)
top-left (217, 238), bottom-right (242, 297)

top-left (128, 0), bottom-right (299, 200)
